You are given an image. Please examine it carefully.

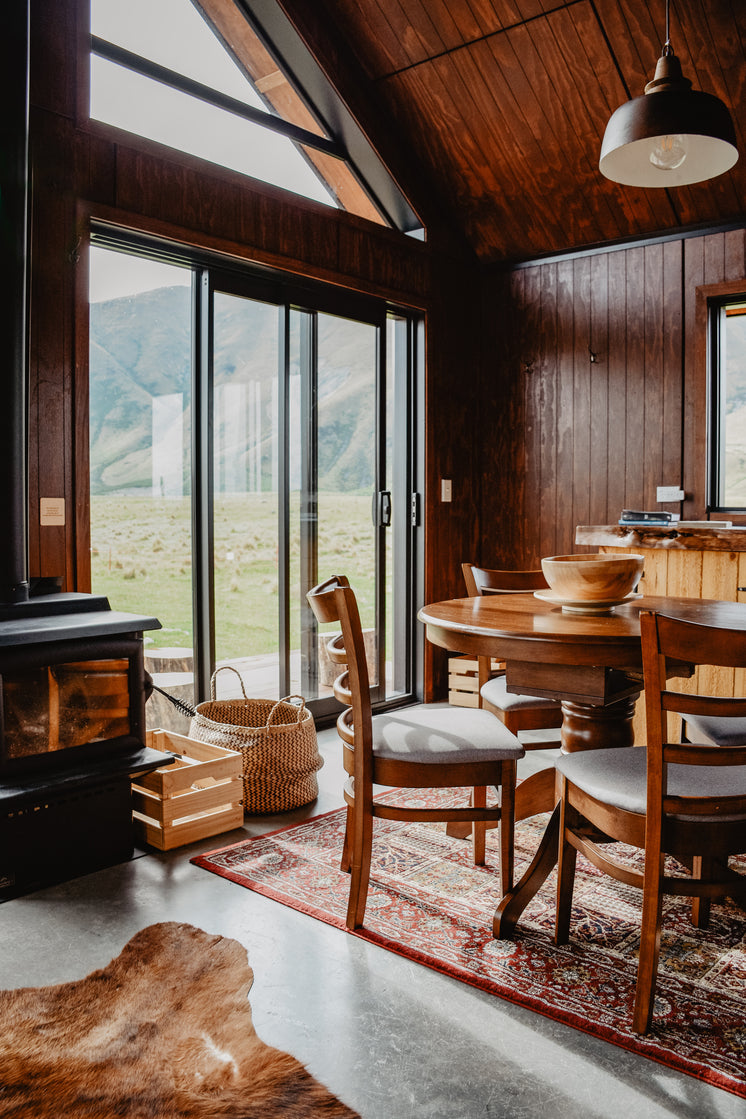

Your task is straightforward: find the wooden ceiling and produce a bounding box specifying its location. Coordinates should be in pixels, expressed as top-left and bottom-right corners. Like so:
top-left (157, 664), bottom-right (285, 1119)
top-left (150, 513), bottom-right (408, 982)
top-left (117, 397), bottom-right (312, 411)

top-left (277, 0), bottom-right (746, 265)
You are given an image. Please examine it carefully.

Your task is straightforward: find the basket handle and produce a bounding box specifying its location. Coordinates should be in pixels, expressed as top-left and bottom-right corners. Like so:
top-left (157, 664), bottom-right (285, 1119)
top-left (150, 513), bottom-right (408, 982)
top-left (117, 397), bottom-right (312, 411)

top-left (210, 665), bottom-right (248, 701)
top-left (266, 695), bottom-right (307, 727)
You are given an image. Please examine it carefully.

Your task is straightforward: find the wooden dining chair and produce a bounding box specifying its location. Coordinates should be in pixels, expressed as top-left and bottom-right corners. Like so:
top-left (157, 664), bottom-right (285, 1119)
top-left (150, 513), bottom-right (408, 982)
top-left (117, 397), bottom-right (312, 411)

top-left (554, 609), bottom-right (746, 1035)
top-left (307, 575), bottom-right (525, 930)
top-left (461, 563), bottom-right (562, 745)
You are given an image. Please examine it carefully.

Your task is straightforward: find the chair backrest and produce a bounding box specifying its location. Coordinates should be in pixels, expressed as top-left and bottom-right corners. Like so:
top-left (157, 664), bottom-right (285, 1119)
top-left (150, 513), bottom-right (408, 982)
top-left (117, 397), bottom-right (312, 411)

top-left (306, 575), bottom-right (372, 782)
top-left (640, 610), bottom-right (746, 822)
top-left (462, 562), bottom-right (549, 597)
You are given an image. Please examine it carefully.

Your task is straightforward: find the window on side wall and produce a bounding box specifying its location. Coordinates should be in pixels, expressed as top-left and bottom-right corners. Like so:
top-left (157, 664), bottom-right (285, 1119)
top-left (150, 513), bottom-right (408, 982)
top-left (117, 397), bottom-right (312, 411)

top-left (709, 295), bottom-right (746, 512)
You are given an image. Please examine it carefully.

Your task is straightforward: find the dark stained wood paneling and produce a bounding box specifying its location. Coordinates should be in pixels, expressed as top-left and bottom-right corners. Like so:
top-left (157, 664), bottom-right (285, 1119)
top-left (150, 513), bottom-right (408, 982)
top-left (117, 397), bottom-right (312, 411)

top-left (571, 255), bottom-right (592, 543)
top-left (77, 132), bottom-right (429, 303)
top-left (28, 111), bottom-right (77, 588)
top-left (623, 245), bottom-right (646, 508)
top-left (589, 253), bottom-right (609, 524)
top-left (661, 238), bottom-right (683, 502)
top-left (606, 249), bottom-right (628, 518)
top-left (522, 266), bottom-right (543, 561)
top-left (481, 268), bottom-right (520, 567)
top-left (642, 242), bottom-right (664, 511)
top-left (555, 257), bottom-right (576, 551)
top-left (423, 256), bottom-right (485, 697)
top-left (481, 233), bottom-right (701, 568)
top-left (539, 261), bottom-right (558, 560)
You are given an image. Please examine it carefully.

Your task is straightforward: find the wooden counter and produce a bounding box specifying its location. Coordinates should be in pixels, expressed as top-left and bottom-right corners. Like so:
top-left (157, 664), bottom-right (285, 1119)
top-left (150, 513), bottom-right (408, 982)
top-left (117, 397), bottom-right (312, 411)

top-left (575, 524), bottom-right (746, 602)
top-left (576, 523), bottom-right (746, 553)
top-left (575, 525), bottom-right (746, 740)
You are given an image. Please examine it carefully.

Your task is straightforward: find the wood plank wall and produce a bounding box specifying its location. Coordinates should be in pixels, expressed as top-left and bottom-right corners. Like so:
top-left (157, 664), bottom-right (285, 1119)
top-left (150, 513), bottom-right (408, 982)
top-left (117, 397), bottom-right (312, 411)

top-left (481, 229), bottom-right (746, 573)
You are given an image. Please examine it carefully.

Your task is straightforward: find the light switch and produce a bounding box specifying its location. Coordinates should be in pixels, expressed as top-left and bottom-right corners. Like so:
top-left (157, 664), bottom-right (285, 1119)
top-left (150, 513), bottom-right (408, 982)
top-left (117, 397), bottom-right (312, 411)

top-left (40, 498), bottom-right (65, 526)
top-left (441, 479), bottom-right (452, 503)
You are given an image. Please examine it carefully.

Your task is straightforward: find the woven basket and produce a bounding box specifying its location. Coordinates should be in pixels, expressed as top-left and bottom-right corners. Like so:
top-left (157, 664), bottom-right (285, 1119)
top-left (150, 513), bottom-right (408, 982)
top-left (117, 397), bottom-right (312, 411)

top-left (189, 667), bottom-right (322, 813)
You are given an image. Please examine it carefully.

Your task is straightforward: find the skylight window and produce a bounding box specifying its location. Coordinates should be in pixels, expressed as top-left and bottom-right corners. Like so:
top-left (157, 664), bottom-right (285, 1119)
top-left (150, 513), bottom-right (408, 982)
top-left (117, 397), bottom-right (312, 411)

top-left (88, 0), bottom-right (424, 231)
top-left (90, 0), bottom-right (342, 207)
top-left (92, 0), bottom-right (264, 110)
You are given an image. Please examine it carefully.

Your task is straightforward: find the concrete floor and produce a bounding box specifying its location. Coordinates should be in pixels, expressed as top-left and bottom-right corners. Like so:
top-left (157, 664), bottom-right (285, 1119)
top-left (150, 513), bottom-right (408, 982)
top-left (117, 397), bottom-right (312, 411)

top-left (1, 715), bottom-right (742, 1119)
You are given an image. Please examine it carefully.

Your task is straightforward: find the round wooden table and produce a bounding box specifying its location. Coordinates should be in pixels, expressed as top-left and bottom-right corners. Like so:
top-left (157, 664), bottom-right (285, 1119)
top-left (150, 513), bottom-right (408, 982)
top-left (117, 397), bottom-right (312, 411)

top-left (418, 591), bottom-right (746, 936)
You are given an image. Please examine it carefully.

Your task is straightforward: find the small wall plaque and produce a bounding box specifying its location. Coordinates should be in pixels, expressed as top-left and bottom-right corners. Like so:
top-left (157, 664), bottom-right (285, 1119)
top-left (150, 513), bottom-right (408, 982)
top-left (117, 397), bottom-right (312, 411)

top-left (40, 497), bottom-right (65, 526)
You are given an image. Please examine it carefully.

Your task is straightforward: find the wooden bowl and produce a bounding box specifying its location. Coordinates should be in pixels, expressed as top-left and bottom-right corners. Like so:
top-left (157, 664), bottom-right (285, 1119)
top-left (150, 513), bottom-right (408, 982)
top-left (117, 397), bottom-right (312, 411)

top-left (540, 553), bottom-right (644, 602)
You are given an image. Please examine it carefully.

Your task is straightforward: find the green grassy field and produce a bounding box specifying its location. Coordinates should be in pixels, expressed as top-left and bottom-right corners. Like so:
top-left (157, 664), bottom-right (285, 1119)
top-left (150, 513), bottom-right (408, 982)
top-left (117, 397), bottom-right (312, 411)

top-left (90, 493), bottom-right (377, 662)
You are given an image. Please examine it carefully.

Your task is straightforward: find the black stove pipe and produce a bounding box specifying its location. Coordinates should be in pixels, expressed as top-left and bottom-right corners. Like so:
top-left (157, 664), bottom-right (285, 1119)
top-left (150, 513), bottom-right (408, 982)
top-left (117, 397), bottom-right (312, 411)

top-left (0, 0), bottom-right (31, 606)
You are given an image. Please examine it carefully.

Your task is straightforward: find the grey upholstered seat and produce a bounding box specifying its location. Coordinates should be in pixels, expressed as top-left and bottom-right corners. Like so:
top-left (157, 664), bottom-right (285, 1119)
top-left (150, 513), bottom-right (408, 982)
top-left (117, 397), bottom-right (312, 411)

top-left (681, 714), bottom-right (746, 747)
top-left (372, 705), bottom-right (524, 765)
top-left (555, 745), bottom-right (746, 821)
top-left (481, 674), bottom-right (560, 713)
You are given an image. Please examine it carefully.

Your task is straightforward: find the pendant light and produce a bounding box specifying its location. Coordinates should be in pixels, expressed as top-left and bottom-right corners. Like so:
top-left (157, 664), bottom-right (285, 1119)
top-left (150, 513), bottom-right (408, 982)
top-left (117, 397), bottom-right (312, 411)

top-left (599, 0), bottom-right (738, 188)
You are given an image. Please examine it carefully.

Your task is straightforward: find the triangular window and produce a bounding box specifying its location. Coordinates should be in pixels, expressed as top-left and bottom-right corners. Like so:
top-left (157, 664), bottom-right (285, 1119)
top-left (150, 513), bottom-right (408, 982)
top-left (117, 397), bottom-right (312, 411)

top-left (89, 0), bottom-right (422, 233)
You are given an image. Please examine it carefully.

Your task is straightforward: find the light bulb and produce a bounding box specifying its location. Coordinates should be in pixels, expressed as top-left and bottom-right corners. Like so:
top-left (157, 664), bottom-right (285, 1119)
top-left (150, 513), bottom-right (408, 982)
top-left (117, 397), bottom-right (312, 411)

top-left (649, 134), bottom-right (688, 171)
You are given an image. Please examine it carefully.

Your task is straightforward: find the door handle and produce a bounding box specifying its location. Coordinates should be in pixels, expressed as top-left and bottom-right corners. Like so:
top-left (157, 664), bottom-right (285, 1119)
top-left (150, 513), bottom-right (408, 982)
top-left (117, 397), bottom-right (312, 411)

top-left (374, 490), bottom-right (392, 527)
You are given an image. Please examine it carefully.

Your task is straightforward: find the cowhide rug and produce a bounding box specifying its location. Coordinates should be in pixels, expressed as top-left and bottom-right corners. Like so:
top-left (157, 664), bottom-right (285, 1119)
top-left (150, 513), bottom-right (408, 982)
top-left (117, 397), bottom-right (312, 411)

top-left (0, 921), bottom-right (359, 1117)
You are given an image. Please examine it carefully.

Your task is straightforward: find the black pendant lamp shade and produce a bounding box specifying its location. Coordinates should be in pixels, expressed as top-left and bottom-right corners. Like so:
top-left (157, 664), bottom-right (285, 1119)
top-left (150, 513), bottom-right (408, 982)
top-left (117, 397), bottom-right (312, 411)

top-left (600, 18), bottom-right (738, 188)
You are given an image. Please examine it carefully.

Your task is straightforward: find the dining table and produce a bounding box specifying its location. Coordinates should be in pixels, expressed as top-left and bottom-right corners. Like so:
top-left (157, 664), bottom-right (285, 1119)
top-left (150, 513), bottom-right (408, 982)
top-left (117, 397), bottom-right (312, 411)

top-left (418, 590), bottom-right (746, 937)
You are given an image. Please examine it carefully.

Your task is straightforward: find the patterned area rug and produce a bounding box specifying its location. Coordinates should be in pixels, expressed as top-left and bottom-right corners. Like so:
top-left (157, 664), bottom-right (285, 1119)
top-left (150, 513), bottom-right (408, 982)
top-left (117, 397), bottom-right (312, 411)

top-left (192, 789), bottom-right (746, 1098)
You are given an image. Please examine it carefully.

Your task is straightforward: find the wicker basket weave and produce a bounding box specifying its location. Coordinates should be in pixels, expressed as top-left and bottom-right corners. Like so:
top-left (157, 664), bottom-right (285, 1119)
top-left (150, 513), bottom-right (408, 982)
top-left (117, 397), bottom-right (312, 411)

top-left (189, 667), bottom-right (322, 813)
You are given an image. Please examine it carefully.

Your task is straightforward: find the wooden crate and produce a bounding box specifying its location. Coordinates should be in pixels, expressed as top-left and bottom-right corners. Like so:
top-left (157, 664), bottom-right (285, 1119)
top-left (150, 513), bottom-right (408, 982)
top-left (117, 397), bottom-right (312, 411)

top-left (448, 656), bottom-right (503, 707)
top-left (132, 730), bottom-right (243, 851)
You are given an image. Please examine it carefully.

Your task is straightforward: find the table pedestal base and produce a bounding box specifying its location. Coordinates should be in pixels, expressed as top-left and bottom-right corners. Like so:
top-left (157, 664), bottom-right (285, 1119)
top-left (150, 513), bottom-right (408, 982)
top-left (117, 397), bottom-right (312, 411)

top-left (561, 695), bottom-right (637, 752)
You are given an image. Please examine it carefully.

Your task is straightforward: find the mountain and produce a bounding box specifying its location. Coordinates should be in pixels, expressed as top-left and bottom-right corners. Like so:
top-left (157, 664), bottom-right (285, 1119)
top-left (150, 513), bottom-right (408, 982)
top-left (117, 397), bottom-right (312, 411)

top-left (89, 286), bottom-right (378, 495)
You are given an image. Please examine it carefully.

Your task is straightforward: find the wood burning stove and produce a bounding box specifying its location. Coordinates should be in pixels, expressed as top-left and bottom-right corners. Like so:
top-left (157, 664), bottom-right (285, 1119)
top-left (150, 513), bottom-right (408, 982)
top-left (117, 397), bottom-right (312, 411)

top-left (0, 592), bottom-right (173, 899)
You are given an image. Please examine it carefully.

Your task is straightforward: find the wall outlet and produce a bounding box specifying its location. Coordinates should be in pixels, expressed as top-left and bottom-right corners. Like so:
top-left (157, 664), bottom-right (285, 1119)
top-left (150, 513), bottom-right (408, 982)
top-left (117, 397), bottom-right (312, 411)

top-left (656, 486), bottom-right (685, 503)
top-left (441, 478), bottom-right (452, 503)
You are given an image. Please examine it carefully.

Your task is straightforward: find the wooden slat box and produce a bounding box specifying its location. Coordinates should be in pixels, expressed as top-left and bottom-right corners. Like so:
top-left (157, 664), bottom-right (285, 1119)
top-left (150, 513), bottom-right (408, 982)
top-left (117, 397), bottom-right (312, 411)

top-left (448, 656), bottom-right (503, 708)
top-left (132, 730), bottom-right (243, 850)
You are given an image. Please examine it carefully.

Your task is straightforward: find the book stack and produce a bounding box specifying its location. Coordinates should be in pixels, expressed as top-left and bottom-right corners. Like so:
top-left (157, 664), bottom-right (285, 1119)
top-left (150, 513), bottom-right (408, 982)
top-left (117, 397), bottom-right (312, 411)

top-left (618, 509), bottom-right (675, 527)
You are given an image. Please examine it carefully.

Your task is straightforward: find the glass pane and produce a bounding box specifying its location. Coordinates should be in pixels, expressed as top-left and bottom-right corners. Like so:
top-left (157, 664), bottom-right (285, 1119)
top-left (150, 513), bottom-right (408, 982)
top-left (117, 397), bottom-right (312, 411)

top-left (2, 660), bottom-right (131, 758)
top-left (290, 312), bottom-right (379, 699)
top-left (212, 293), bottom-right (279, 699)
top-left (89, 248), bottom-right (194, 732)
top-left (720, 303), bottom-right (746, 507)
top-left (91, 0), bottom-right (265, 109)
top-left (90, 58), bottom-right (337, 207)
top-left (386, 313), bottom-right (409, 699)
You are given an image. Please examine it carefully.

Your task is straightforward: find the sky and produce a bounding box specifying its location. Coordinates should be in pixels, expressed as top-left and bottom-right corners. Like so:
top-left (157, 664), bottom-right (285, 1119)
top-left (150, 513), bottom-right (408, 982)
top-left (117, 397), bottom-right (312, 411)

top-left (89, 249), bottom-right (191, 303)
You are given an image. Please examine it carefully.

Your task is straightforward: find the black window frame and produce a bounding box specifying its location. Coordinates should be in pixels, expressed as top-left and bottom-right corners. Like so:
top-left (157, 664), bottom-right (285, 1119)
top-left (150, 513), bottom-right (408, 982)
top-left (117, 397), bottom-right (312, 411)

top-left (88, 224), bottom-right (424, 717)
top-left (708, 291), bottom-right (746, 514)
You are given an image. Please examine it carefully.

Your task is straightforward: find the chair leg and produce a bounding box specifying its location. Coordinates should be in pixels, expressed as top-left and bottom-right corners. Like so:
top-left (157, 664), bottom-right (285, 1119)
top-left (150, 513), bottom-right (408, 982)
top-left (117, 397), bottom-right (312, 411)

top-left (340, 805), bottom-right (353, 873)
top-left (554, 782), bottom-right (577, 946)
top-left (633, 850), bottom-right (664, 1035)
top-left (498, 763), bottom-right (516, 896)
top-left (346, 807), bottom-right (373, 931)
top-left (690, 855), bottom-right (711, 929)
top-left (472, 786), bottom-right (487, 866)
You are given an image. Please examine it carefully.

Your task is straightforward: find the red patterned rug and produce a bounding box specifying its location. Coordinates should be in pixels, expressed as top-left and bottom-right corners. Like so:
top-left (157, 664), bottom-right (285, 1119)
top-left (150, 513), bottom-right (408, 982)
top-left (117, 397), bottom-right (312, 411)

top-left (192, 789), bottom-right (746, 1099)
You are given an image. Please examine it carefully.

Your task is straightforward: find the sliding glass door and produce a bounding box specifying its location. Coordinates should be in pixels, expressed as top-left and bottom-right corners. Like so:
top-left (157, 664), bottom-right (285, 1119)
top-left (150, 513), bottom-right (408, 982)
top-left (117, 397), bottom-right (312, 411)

top-left (89, 239), bottom-right (418, 725)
